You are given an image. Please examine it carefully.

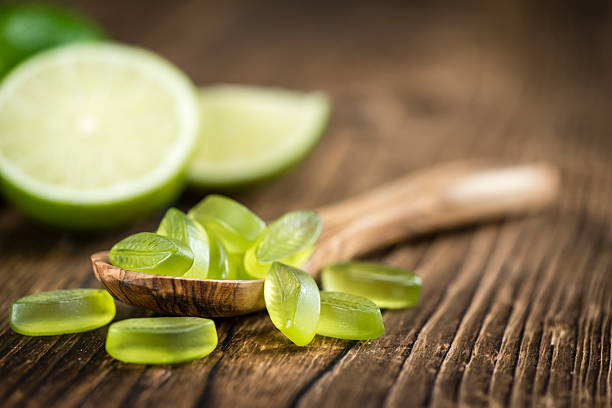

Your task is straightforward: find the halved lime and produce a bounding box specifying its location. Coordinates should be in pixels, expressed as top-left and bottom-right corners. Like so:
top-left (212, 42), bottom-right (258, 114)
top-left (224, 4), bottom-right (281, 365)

top-left (188, 85), bottom-right (330, 188)
top-left (0, 43), bottom-right (199, 229)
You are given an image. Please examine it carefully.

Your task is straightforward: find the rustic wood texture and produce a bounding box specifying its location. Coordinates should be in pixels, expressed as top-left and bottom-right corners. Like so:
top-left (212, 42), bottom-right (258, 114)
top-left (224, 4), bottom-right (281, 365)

top-left (0, 1), bottom-right (610, 407)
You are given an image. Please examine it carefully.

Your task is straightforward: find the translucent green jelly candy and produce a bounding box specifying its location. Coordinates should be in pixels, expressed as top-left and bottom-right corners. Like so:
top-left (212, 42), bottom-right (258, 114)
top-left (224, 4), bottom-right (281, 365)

top-left (9, 289), bottom-right (115, 336)
top-left (188, 195), bottom-right (265, 254)
top-left (109, 232), bottom-right (193, 277)
top-left (321, 262), bottom-right (422, 309)
top-left (317, 291), bottom-right (384, 340)
top-left (157, 208), bottom-right (210, 278)
top-left (264, 262), bottom-right (320, 346)
top-left (226, 253), bottom-right (253, 280)
top-left (244, 211), bottom-right (321, 279)
top-left (106, 317), bottom-right (217, 365)
top-left (206, 233), bottom-right (230, 279)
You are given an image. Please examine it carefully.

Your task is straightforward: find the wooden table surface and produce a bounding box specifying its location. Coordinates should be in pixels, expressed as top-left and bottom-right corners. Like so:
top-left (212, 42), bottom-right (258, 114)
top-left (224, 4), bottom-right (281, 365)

top-left (1, 1), bottom-right (610, 407)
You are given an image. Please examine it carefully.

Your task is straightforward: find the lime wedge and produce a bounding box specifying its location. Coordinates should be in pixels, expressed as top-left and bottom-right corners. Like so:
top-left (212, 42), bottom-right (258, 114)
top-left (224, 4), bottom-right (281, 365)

top-left (188, 85), bottom-right (330, 188)
top-left (0, 43), bottom-right (199, 229)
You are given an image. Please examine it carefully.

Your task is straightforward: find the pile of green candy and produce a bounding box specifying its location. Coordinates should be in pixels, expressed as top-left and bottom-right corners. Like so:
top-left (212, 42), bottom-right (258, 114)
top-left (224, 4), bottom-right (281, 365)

top-left (9, 195), bottom-right (422, 364)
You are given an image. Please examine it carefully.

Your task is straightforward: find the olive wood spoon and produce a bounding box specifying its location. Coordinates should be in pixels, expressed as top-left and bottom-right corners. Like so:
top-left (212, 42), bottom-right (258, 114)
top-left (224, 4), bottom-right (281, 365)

top-left (92, 161), bottom-right (559, 317)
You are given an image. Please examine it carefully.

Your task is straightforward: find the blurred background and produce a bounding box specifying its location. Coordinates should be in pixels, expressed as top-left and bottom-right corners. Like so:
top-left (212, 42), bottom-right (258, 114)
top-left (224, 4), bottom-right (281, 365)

top-left (77, 0), bottom-right (611, 216)
top-left (1, 0), bottom-right (611, 223)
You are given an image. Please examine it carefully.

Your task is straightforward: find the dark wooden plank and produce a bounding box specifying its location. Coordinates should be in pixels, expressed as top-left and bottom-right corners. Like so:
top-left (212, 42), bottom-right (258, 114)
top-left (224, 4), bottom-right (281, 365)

top-left (0, 1), bottom-right (610, 407)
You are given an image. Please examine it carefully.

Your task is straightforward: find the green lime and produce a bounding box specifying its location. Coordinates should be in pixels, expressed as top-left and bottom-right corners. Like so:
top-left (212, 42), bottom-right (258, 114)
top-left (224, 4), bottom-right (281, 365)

top-left (0, 3), bottom-right (105, 77)
top-left (0, 43), bottom-right (199, 229)
top-left (188, 85), bottom-right (330, 188)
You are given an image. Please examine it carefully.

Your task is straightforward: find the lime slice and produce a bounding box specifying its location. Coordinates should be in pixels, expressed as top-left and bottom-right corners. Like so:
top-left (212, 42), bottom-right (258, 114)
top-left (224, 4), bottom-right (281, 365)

top-left (316, 291), bottom-right (384, 340)
top-left (244, 211), bottom-right (321, 279)
top-left (109, 232), bottom-right (194, 277)
top-left (157, 208), bottom-right (211, 279)
top-left (0, 43), bottom-right (199, 229)
top-left (0, 3), bottom-right (105, 77)
top-left (264, 262), bottom-right (320, 346)
top-left (188, 85), bottom-right (330, 188)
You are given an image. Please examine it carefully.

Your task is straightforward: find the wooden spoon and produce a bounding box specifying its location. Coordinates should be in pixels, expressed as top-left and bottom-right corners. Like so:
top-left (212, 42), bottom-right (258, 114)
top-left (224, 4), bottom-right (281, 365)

top-left (92, 161), bottom-right (559, 317)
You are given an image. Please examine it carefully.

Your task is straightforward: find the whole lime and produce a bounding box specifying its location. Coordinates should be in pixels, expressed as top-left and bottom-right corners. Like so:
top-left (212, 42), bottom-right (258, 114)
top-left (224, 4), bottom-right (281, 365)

top-left (0, 3), bottom-right (105, 77)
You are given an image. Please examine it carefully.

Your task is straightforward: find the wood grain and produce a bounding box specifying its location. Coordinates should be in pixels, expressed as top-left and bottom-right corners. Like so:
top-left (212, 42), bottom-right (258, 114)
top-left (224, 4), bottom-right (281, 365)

top-left (0, 1), bottom-right (610, 407)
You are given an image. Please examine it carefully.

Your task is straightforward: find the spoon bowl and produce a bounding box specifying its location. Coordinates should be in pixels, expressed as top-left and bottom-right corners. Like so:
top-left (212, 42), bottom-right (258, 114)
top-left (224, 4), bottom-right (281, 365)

top-left (91, 251), bottom-right (265, 316)
top-left (92, 161), bottom-right (559, 317)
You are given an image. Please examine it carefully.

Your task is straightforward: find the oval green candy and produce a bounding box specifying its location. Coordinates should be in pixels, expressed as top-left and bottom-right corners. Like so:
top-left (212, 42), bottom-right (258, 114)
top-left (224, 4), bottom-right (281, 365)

top-left (227, 253), bottom-right (250, 280)
top-left (9, 289), bottom-right (115, 336)
top-left (205, 232), bottom-right (230, 279)
top-left (317, 291), bottom-right (384, 340)
top-left (245, 211), bottom-right (320, 278)
top-left (157, 208), bottom-right (210, 278)
top-left (109, 232), bottom-right (193, 277)
top-left (105, 317), bottom-right (218, 365)
top-left (321, 262), bottom-right (422, 309)
top-left (264, 262), bottom-right (320, 346)
top-left (188, 195), bottom-right (265, 254)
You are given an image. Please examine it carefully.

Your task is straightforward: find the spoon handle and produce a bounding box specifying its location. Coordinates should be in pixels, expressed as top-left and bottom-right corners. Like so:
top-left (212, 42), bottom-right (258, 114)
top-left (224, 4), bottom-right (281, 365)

top-left (303, 161), bottom-right (559, 275)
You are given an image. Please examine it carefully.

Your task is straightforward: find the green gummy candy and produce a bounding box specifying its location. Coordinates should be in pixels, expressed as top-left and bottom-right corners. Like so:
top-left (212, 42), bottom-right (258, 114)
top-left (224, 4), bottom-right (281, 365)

top-left (109, 232), bottom-right (194, 277)
top-left (264, 262), bottom-right (320, 346)
top-left (188, 195), bottom-right (265, 254)
top-left (105, 317), bottom-right (218, 365)
top-left (9, 289), bottom-right (115, 336)
top-left (244, 210), bottom-right (320, 279)
top-left (205, 232), bottom-right (230, 279)
top-left (316, 291), bottom-right (384, 340)
top-left (227, 253), bottom-right (248, 280)
top-left (321, 262), bottom-right (422, 309)
top-left (157, 208), bottom-right (210, 278)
